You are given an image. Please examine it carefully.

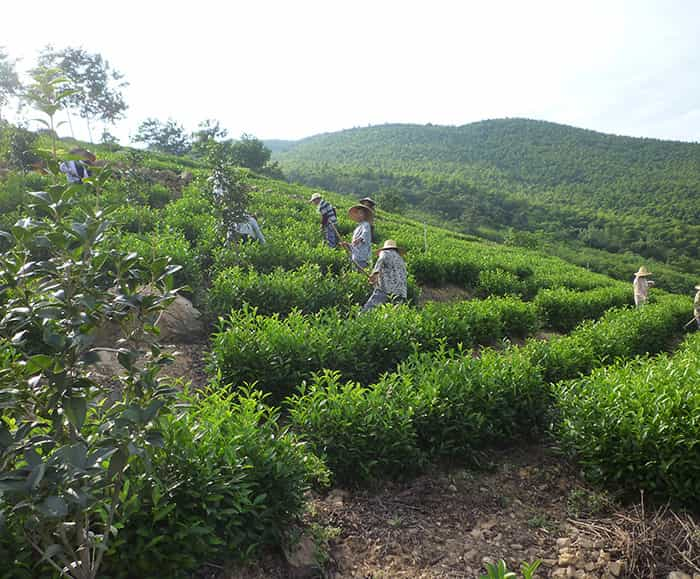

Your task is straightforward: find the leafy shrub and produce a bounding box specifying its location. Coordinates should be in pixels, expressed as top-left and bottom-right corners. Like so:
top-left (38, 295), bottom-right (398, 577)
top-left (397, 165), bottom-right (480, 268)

top-left (477, 268), bottom-right (525, 297)
top-left (147, 183), bottom-right (172, 208)
top-left (209, 264), bottom-right (370, 317)
top-left (534, 285), bottom-right (631, 332)
top-left (402, 346), bottom-right (548, 458)
top-left (0, 175), bottom-right (181, 579)
top-left (115, 230), bottom-right (201, 294)
top-left (211, 298), bottom-right (540, 400)
top-left (287, 372), bottom-right (423, 484)
top-left (111, 204), bottom-right (159, 234)
top-left (105, 388), bottom-right (328, 577)
top-left (527, 295), bottom-right (690, 383)
top-left (285, 296), bottom-right (691, 485)
top-left (555, 333), bottom-right (700, 507)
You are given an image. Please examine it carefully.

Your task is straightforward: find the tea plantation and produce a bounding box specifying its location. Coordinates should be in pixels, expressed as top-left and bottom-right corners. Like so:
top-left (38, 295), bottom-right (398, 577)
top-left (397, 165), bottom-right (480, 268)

top-left (0, 136), bottom-right (697, 577)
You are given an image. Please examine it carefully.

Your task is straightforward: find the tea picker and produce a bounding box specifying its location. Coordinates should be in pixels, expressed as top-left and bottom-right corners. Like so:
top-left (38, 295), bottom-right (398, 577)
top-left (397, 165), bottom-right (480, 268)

top-left (309, 193), bottom-right (340, 248)
top-left (690, 284), bottom-right (700, 329)
top-left (339, 204), bottom-right (374, 269)
top-left (361, 239), bottom-right (408, 312)
top-left (632, 266), bottom-right (654, 307)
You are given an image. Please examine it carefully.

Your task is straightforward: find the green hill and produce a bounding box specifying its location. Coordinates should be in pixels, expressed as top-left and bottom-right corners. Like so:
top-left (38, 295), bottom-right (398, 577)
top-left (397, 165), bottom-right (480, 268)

top-left (274, 119), bottom-right (700, 272)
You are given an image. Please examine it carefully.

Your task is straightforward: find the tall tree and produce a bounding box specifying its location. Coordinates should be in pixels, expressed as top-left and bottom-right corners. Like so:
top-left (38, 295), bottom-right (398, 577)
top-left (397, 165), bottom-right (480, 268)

top-left (133, 118), bottom-right (191, 155)
top-left (191, 118), bottom-right (228, 158)
top-left (229, 133), bottom-right (271, 171)
top-left (39, 46), bottom-right (128, 142)
top-left (0, 47), bottom-right (21, 121)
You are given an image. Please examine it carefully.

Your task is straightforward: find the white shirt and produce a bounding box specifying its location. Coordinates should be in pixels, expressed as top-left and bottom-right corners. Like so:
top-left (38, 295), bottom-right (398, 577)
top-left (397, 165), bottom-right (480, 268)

top-left (233, 215), bottom-right (266, 244)
top-left (59, 160), bottom-right (88, 183)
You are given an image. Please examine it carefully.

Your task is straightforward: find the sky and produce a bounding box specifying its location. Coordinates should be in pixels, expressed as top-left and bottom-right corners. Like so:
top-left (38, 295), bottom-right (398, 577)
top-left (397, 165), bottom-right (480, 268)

top-left (2, 0), bottom-right (699, 144)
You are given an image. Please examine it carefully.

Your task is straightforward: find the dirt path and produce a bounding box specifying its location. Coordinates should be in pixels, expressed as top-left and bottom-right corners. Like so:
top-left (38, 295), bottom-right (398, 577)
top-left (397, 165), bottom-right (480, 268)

top-left (222, 444), bottom-right (699, 579)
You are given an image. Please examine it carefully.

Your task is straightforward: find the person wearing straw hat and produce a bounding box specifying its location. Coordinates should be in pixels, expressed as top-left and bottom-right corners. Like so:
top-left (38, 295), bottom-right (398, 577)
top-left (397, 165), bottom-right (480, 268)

top-left (633, 266), bottom-right (655, 307)
top-left (341, 204), bottom-right (374, 269)
top-left (694, 285), bottom-right (700, 329)
top-left (309, 193), bottom-right (339, 248)
top-left (59, 147), bottom-right (95, 184)
top-left (359, 197), bottom-right (376, 211)
top-left (362, 239), bottom-right (407, 312)
top-left (359, 197), bottom-right (377, 240)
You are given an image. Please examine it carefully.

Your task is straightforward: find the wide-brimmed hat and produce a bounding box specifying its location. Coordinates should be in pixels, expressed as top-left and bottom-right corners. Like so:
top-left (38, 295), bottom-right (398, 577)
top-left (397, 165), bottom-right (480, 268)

top-left (348, 204), bottom-right (374, 221)
top-left (359, 197), bottom-right (376, 208)
top-left (376, 239), bottom-right (404, 255)
top-left (309, 193), bottom-right (322, 203)
top-left (695, 285), bottom-right (700, 291)
top-left (634, 266), bottom-right (652, 277)
top-left (69, 147), bottom-right (96, 163)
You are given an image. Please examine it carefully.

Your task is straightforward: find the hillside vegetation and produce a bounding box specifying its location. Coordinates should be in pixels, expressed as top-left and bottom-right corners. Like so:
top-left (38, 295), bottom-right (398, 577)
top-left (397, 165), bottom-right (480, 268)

top-left (1, 126), bottom-right (699, 577)
top-left (275, 119), bottom-right (700, 273)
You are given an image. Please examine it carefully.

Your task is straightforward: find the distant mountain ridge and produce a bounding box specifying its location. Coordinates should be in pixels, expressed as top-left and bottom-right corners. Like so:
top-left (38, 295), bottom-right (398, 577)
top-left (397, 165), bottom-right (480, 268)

top-left (272, 119), bottom-right (700, 271)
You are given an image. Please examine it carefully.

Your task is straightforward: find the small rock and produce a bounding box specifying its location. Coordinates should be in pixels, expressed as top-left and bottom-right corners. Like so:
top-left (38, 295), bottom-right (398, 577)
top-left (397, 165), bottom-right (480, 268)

top-left (566, 566), bottom-right (577, 577)
top-left (509, 543), bottom-right (523, 550)
top-left (668, 573), bottom-right (693, 579)
top-left (556, 537), bottom-right (572, 548)
top-left (327, 488), bottom-right (348, 506)
top-left (447, 484), bottom-right (457, 492)
top-left (552, 568), bottom-right (568, 578)
top-left (470, 527), bottom-right (482, 539)
top-left (464, 549), bottom-right (478, 563)
top-left (558, 550), bottom-right (577, 566)
top-left (542, 558), bottom-right (558, 567)
top-left (608, 561), bottom-right (623, 577)
top-left (584, 562), bottom-right (596, 572)
top-left (283, 533), bottom-right (321, 578)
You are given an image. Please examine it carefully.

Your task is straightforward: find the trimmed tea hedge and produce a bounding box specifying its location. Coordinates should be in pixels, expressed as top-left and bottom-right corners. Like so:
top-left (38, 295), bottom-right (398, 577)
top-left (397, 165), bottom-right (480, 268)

top-left (211, 297), bottom-right (539, 400)
top-left (287, 296), bottom-right (691, 483)
top-left (555, 332), bottom-right (700, 507)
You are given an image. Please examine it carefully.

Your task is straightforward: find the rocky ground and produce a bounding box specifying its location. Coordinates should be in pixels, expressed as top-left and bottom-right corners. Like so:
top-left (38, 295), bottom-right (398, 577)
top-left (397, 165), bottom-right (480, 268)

top-left (217, 444), bottom-right (700, 579)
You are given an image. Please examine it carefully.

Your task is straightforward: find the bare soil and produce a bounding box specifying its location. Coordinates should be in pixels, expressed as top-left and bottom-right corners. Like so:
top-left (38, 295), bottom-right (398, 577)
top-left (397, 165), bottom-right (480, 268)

top-left (418, 284), bottom-right (473, 305)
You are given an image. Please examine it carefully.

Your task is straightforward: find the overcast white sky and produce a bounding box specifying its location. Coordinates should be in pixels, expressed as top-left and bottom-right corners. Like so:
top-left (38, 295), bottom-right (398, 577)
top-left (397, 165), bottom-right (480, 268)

top-left (2, 0), bottom-right (699, 143)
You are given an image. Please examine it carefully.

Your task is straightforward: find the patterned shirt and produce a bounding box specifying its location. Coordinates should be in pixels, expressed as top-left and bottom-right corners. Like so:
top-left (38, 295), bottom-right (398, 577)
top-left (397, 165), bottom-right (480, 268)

top-left (318, 199), bottom-right (337, 226)
top-left (633, 277), bottom-right (651, 301)
top-left (351, 221), bottom-right (372, 266)
top-left (372, 249), bottom-right (407, 298)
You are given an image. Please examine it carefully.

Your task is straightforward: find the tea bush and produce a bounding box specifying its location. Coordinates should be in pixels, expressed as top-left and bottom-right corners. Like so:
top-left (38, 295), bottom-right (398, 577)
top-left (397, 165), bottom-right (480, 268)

top-left (529, 295), bottom-right (690, 383)
top-left (209, 264), bottom-right (372, 316)
top-left (402, 346), bottom-right (547, 458)
top-left (287, 372), bottom-right (423, 483)
top-left (287, 296), bottom-right (691, 484)
top-left (115, 230), bottom-right (201, 294)
top-left (104, 388), bottom-right (328, 577)
top-left (534, 285), bottom-right (632, 332)
top-left (555, 333), bottom-right (700, 507)
top-left (211, 297), bottom-right (540, 400)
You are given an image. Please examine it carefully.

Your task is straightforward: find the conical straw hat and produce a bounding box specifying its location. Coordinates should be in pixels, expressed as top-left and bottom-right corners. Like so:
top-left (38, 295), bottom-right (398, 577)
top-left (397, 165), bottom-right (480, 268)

top-left (634, 266), bottom-right (652, 276)
top-left (376, 239), bottom-right (405, 255)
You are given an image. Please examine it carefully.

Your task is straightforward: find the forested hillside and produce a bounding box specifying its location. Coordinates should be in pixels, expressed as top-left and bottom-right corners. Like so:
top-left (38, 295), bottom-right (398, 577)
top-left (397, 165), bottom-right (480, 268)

top-left (274, 119), bottom-right (700, 272)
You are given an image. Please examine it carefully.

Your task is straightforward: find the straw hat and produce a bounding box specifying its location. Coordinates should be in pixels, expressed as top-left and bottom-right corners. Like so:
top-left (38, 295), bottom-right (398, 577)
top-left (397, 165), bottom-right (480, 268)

top-left (695, 285), bottom-right (700, 291)
top-left (70, 147), bottom-right (96, 164)
top-left (348, 204), bottom-right (374, 221)
top-left (359, 197), bottom-right (376, 209)
top-left (634, 266), bottom-right (652, 277)
top-left (376, 239), bottom-right (404, 255)
top-left (309, 193), bottom-right (322, 203)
